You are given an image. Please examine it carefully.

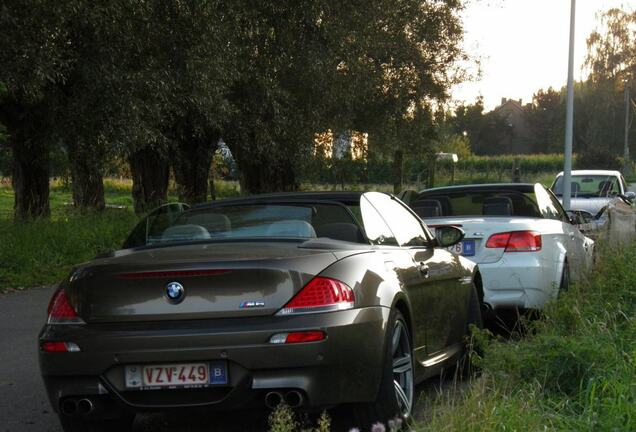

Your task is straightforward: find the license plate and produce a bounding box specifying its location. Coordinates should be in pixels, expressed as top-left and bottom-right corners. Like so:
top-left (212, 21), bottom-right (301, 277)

top-left (125, 361), bottom-right (228, 390)
top-left (447, 239), bottom-right (476, 257)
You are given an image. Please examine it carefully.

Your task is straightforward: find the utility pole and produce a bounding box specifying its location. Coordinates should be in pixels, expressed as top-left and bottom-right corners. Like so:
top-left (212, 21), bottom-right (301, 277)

top-left (624, 83), bottom-right (632, 176)
top-left (563, 0), bottom-right (576, 211)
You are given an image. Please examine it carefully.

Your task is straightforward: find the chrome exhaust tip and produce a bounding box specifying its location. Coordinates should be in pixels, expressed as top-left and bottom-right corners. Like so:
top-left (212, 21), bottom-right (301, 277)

top-left (77, 398), bottom-right (94, 415)
top-left (264, 391), bottom-right (283, 409)
top-left (60, 399), bottom-right (77, 416)
top-left (284, 390), bottom-right (304, 408)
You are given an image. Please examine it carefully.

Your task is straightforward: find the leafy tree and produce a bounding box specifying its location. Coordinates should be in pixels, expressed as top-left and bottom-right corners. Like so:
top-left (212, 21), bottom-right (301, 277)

top-left (526, 87), bottom-right (565, 153)
top-left (223, 0), bottom-right (468, 194)
top-left (0, 1), bottom-right (75, 218)
top-left (583, 8), bottom-right (636, 157)
top-left (586, 8), bottom-right (636, 83)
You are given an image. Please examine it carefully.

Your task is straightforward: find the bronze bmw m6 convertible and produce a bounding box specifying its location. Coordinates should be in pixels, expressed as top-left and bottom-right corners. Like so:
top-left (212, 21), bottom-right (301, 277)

top-left (39, 191), bottom-right (483, 431)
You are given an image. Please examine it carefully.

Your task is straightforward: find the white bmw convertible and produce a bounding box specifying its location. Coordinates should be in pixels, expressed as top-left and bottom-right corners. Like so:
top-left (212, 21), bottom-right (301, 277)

top-left (401, 183), bottom-right (594, 312)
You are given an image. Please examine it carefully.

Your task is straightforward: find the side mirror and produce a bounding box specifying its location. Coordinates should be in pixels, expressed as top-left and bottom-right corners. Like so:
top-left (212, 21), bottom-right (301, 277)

top-left (621, 191), bottom-right (636, 203)
top-left (566, 209), bottom-right (593, 225)
top-left (435, 226), bottom-right (465, 248)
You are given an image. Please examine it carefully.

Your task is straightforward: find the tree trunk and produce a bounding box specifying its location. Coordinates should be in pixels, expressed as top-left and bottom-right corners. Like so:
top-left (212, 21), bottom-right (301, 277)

top-left (173, 134), bottom-right (217, 205)
top-left (129, 147), bottom-right (169, 214)
top-left (392, 149), bottom-right (403, 194)
top-left (235, 153), bottom-right (298, 194)
top-left (210, 168), bottom-right (216, 201)
top-left (1, 99), bottom-right (51, 219)
top-left (69, 145), bottom-right (105, 211)
top-left (12, 141), bottom-right (50, 219)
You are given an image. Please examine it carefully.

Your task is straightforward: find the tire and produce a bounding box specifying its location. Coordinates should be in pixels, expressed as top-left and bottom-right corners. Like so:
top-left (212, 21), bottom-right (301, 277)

top-left (59, 414), bottom-right (134, 432)
top-left (353, 309), bottom-right (414, 430)
top-left (456, 283), bottom-right (484, 378)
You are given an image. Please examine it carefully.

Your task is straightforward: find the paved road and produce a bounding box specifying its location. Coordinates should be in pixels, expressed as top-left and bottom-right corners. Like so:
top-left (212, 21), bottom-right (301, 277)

top-left (0, 286), bottom-right (458, 432)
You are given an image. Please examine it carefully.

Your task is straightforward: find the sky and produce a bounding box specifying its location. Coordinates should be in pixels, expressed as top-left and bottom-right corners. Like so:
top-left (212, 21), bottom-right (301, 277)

top-left (451, 0), bottom-right (635, 110)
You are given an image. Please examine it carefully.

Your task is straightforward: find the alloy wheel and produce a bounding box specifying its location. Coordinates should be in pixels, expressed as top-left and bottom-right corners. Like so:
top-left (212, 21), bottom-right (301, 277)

top-left (391, 319), bottom-right (414, 419)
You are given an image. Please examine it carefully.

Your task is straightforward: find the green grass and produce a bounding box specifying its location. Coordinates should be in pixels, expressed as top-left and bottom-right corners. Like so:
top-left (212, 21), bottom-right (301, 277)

top-left (416, 241), bottom-right (636, 432)
top-left (0, 209), bottom-right (138, 289)
top-left (0, 178), bottom-right (245, 291)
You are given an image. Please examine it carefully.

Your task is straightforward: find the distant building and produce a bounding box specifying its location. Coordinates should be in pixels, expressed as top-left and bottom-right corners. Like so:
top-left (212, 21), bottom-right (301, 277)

top-left (491, 98), bottom-right (532, 154)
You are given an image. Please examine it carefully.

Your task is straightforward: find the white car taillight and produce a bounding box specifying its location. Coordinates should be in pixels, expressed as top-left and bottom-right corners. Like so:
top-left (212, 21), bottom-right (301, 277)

top-left (486, 231), bottom-right (542, 252)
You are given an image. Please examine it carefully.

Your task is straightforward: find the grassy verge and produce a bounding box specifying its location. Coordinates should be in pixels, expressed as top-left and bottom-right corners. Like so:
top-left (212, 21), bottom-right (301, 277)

top-left (0, 209), bottom-right (139, 290)
top-left (418, 241), bottom-right (636, 431)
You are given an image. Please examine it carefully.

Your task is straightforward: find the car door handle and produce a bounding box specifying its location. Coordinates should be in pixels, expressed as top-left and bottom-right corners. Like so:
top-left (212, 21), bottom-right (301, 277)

top-left (418, 262), bottom-right (430, 278)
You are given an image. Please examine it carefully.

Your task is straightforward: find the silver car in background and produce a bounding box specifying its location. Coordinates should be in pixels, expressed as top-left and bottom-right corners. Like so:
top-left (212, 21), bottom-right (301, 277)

top-left (551, 170), bottom-right (635, 217)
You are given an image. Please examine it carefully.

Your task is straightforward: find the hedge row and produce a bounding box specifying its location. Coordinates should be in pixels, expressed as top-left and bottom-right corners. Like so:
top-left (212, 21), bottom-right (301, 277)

top-left (302, 154), bottom-right (570, 185)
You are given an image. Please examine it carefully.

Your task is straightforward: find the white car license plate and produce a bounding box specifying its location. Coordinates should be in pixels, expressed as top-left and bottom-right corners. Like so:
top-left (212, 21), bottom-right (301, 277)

top-left (125, 361), bottom-right (228, 389)
top-left (446, 239), bottom-right (476, 256)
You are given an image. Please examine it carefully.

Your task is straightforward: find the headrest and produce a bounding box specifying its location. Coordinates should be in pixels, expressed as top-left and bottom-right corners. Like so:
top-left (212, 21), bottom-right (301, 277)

top-left (315, 222), bottom-right (364, 243)
top-left (412, 199), bottom-right (443, 218)
top-left (265, 220), bottom-right (317, 238)
top-left (482, 197), bottom-right (513, 216)
top-left (161, 224), bottom-right (212, 242)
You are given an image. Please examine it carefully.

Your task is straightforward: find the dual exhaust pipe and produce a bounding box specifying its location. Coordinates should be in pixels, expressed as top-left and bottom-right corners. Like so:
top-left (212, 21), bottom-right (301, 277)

top-left (64, 392), bottom-right (304, 414)
top-left (264, 390), bottom-right (304, 409)
top-left (60, 398), bottom-right (95, 416)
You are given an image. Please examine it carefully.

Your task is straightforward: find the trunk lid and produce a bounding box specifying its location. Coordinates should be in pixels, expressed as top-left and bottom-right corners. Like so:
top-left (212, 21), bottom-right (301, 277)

top-left (67, 242), bottom-right (339, 323)
top-left (425, 216), bottom-right (543, 264)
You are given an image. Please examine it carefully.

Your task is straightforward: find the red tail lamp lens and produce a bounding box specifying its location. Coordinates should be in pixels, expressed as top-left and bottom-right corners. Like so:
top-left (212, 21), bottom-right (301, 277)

top-left (47, 289), bottom-right (84, 325)
top-left (41, 341), bottom-right (81, 353)
top-left (278, 277), bottom-right (354, 315)
top-left (486, 231), bottom-right (542, 252)
top-left (269, 331), bottom-right (327, 344)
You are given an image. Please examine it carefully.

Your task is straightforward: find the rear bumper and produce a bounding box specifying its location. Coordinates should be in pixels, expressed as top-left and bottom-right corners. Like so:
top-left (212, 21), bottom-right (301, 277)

top-left (39, 306), bottom-right (389, 413)
top-left (478, 253), bottom-right (560, 310)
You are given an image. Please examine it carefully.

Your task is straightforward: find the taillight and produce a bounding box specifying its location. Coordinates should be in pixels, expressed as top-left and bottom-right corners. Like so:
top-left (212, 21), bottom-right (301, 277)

top-left (40, 341), bottom-right (81, 352)
top-left (268, 331), bottom-right (326, 344)
top-left (486, 231), bottom-right (542, 252)
top-left (277, 277), bottom-right (355, 315)
top-left (47, 289), bottom-right (84, 325)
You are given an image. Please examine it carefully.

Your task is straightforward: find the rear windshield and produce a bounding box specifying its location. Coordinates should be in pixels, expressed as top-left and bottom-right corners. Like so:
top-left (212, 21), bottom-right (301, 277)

top-left (552, 175), bottom-right (620, 197)
top-left (412, 190), bottom-right (541, 218)
top-left (144, 203), bottom-right (366, 245)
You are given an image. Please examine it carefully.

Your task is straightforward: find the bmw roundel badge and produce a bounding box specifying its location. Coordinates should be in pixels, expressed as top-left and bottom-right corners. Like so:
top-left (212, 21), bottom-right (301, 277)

top-left (165, 281), bottom-right (185, 304)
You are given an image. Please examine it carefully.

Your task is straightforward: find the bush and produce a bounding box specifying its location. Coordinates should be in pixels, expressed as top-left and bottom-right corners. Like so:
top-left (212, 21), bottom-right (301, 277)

top-left (576, 149), bottom-right (621, 170)
top-left (301, 154), bottom-right (569, 187)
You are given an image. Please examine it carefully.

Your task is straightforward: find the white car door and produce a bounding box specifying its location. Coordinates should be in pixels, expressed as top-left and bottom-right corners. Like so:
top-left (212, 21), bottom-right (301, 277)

top-left (543, 187), bottom-right (586, 278)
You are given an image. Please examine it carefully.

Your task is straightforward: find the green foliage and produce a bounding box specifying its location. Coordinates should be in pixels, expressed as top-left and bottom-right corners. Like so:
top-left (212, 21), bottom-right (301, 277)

top-left (0, 179), bottom-right (243, 291)
top-left (419, 241), bottom-right (636, 431)
top-left (0, 209), bottom-right (138, 290)
top-left (576, 149), bottom-right (622, 170)
top-left (268, 404), bottom-right (297, 432)
top-left (302, 153), bottom-right (568, 187)
top-left (267, 404), bottom-right (332, 432)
